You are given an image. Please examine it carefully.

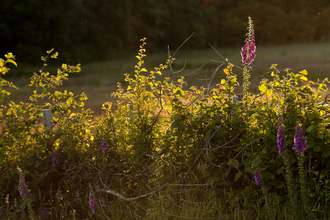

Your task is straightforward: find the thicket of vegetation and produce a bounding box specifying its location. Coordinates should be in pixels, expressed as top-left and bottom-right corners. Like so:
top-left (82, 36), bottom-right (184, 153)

top-left (2, 0), bottom-right (330, 64)
top-left (1, 17), bottom-right (330, 219)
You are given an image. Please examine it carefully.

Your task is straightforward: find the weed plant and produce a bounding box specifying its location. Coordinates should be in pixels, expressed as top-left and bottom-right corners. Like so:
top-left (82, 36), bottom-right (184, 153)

top-left (0, 17), bottom-right (330, 219)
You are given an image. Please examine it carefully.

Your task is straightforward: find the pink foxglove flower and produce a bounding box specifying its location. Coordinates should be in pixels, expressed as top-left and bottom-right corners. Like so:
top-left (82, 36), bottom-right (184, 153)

top-left (51, 151), bottom-right (59, 168)
top-left (241, 16), bottom-right (256, 70)
top-left (277, 124), bottom-right (287, 155)
top-left (38, 207), bottom-right (49, 218)
top-left (17, 167), bottom-right (31, 202)
top-left (294, 123), bottom-right (308, 154)
top-left (254, 168), bottom-right (260, 185)
top-left (98, 137), bottom-right (109, 153)
top-left (89, 192), bottom-right (97, 214)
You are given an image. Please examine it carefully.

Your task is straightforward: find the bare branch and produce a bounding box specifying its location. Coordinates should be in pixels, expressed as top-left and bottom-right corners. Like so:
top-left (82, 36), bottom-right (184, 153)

top-left (99, 183), bottom-right (168, 202)
top-left (146, 154), bottom-right (178, 168)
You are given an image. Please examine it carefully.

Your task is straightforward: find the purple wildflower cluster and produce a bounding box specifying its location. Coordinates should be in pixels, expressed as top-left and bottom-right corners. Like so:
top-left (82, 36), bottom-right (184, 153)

top-left (18, 178), bottom-right (31, 201)
top-left (98, 137), bottom-right (109, 153)
top-left (62, 167), bottom-right (70, 182)
top-left (89, 192), bottom-right (97, 214)
top-left (254, 168), bottom-right (260, 185)
top-left (17, 168), bottom-right (31, 202)
top-left (38, 207), bottom-right (49, 218)
top-left (277, 124), bottom-right (287, 155)
top-left (22, 206), bottom-right (26, 218)
top-left (51, 151), bottom-right (59, 168)
top-left (294, 123), bottom-right (308, 154)
top-left (241, 16), bottom-right (256, 70)
top-left (0, 208), bottom-right (2, 218)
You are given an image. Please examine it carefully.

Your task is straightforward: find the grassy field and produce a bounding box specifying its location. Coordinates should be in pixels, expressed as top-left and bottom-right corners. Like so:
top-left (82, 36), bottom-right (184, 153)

top-left (4, 42), bottom-right (330, 116)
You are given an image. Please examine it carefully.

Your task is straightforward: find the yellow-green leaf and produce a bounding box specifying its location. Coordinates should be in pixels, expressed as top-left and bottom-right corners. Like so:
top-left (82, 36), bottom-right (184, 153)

top-left (266, 89), bottom-right (273, 97)
top-left (258, 83), bottom-right (267, 94)
top-left (5, 53), bottom-right (15, 59)
top-left (300, 69), bottom-right (308, 75)
top-left (6, 59), bottom-right (17, 67)
top-left (173, 87), bottom-right (185, 97)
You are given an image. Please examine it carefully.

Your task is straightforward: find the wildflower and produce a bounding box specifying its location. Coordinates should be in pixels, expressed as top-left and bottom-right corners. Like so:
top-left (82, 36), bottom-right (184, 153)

top-left (0, 208), bottom-right (2, 218)
top-left (241, 16), bottom-right (256, 70)
top-left (51, 151), bottom-right (59, 168)
top-left (22, 206), bottom-right (26, 218)
top-left (62, 167), bottom-right (70, 182)
top-left (98, 137), bottom-right (109, 153)
top-left (254, 168), bottom-right (260, 185)
top-left (89, 192), bottom-right (97, 213)
top-left (38, 207), bottom-right (49, 219)
top-left (277, 124), bottom-right (287, 154)
top-left (294, 123), bottom-right (308, 154)
top-left (17, 167), bottom-right (31, 202)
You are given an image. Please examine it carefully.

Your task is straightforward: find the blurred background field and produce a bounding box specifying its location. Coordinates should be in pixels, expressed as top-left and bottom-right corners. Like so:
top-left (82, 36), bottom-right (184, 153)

top-left (2, 0), bottom-right (330, 115)
top-left (4, 42), bottom-right (330, 116)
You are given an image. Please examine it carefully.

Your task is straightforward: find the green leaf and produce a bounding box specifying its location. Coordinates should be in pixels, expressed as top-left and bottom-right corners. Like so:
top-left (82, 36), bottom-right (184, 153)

top-left (295, 74), bottom-right (307, 81)
top-left (318, 131), bottom-right (324, 139)
top-left (228, 159), bottom-right (239, 168)
top-left (306, 125), bottom-right (314, 132)
top-left (262, 171), bottom-right (275, 180)
top-left (251, 156), bottom-right (262, 167)
top-left (258, 83), bottom-right (267, 94)
top-left (234, 172), bottom-right (242, 181)
top-left (34, 162), bottom-right (41, 168)
top-left (277, 166), bottom-right (284, 175)
top-left (314, 145), bottom-right (322, 152)
top-left (6, 59), bottom-right (17, 67)
top-left (204, 130), bottom-right (212, 142)
top-left (5, 53), bottom-right (15, 59)
top-left (173, 87), bottom-right (185, 97)
top-left (300, 69), bottom-right (308, 75)
top-left (318, 83), bottom-right (327, 91)
top-left (230, 77), bottom-right (237, 83)
top-left (266, 89), bottom-right (273, 97)
top-left (321, 146), bottom-right (330, 157)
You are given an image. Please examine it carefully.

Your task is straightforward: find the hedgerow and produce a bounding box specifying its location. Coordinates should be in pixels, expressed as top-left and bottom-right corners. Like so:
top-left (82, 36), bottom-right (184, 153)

top-left (0, 17), bottom-right (330, 219)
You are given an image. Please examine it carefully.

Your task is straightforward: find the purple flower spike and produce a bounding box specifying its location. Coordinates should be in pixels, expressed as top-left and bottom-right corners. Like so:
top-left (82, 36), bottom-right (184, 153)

top-left (241, 17), bottom-right (256, 69)
top-left (22, 206), bottom-right (25, 217)
top-left (254, 168), bottom-right (260, 185)
top-left (98, 137), bottom-right (109, 153)
top-left (17, 167), bottom-right (31, 202)
top-left (38, 207), bottom-right (49, 219)
top-left (277, 124), bottom-right (287, 155)
top-left (294, 123), bottom-right (308, 154)
top-left (51, 151), bottom-right (59, 168)
top-left (89, 192), bottom-right (97, 213)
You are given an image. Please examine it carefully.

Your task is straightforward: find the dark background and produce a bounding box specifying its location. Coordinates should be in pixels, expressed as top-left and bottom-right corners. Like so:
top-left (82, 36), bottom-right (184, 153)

top-left (1, 0), bottom-right (330, 64)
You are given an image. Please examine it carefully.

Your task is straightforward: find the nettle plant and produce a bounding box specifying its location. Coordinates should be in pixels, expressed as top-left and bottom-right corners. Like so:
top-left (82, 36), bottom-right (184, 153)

top-left (0, 17), bottom-right (330, 219)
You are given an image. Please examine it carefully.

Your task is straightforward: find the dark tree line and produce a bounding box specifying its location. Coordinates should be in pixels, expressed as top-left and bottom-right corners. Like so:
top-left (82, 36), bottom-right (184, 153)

top-left (1, 0), bottom-right (330, 64)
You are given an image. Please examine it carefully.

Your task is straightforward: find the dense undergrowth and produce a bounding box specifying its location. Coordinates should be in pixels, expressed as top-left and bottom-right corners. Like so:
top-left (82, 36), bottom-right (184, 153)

top-left (1, 18), bottom-right (330, 219)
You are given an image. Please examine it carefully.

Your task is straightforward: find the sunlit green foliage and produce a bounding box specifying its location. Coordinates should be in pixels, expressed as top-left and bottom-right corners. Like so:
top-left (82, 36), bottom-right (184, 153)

top-left (0, 35), bottom-right (330, 219)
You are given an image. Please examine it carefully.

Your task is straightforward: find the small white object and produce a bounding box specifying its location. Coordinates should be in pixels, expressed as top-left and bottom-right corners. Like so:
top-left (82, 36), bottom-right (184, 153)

top-left (41, 109), bottom-right (53, 131)
top-left (129, 104), bottom-right (134, 119)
